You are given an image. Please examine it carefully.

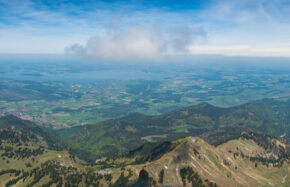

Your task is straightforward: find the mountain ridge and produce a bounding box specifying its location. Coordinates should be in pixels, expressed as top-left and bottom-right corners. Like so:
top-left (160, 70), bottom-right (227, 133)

top-left (123, 135), bottom-right (289, 186)
top-left (55, 98), bottom-right (290, 161)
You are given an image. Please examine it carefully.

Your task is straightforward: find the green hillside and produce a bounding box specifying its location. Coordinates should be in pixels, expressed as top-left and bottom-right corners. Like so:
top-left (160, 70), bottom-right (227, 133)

top-left (56, 98), bottom-right (290, 161)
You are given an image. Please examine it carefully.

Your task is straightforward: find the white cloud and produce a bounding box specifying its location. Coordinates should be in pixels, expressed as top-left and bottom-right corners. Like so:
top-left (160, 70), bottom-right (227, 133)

top-left (85, 27), bottom-right (165, 60)
top-left (65, 26), bottom-right (207, 61)
top-left (65, 27), bottom-right (165, 61)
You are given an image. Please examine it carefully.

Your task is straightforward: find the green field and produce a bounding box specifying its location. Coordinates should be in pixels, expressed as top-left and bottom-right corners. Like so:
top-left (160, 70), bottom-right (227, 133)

top-left (1, 67), bottom-right (290, 129)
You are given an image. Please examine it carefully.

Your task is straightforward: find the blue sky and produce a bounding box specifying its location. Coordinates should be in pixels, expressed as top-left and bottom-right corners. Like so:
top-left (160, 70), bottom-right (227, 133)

top-left (1, 0), bottom-right (290, 59)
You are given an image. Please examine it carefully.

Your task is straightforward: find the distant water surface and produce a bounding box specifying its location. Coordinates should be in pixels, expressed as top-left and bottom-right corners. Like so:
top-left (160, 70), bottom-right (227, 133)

top-left (0, 69), bottom-right (172, 82)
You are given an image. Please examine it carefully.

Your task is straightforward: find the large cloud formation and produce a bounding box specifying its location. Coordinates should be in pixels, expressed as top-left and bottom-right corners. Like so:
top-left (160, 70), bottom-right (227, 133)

top-left (65, 26), bottom-right (206, 61)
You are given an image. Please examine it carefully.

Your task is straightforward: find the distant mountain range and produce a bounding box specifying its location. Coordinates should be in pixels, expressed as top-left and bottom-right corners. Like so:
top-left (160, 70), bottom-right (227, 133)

top-left (55, 98), bottom-right (290, 161)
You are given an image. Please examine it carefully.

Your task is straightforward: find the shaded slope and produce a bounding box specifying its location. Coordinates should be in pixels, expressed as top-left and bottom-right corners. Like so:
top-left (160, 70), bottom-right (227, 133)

top-left (0, 115), bottom-right (62, 150)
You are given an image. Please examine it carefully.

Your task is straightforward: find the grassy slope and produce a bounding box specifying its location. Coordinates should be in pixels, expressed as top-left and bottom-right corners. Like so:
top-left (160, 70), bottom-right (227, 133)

top-left (121, 135), bottom-right (290, 187)
top-left (0, 128), bottom-right (85, 187)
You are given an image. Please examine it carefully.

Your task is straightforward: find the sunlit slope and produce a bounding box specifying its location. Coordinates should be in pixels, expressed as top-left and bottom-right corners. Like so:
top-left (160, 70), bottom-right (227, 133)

top-left (0, 116), bottom-right (93, 186)
top-left (119, 134), bottom-right (290, 187)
